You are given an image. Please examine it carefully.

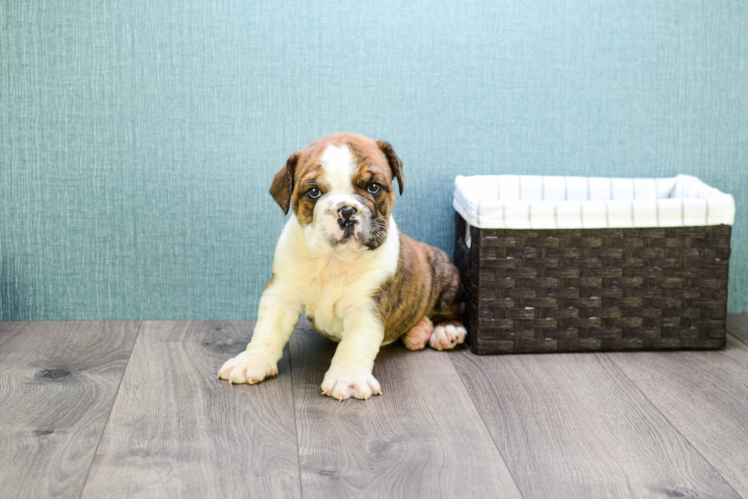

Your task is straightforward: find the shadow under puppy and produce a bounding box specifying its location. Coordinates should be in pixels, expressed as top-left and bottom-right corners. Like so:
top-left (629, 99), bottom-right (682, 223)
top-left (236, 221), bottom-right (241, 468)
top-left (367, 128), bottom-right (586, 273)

top-left (218, 132), bottom-right (465, 400)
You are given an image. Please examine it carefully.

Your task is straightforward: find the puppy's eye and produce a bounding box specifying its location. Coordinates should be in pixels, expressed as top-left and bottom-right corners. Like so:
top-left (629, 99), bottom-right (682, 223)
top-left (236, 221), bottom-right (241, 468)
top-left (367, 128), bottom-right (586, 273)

top-left (306, 188), bottom-right (321, 200)
top-left (367, 183), bottom-right (382, 195)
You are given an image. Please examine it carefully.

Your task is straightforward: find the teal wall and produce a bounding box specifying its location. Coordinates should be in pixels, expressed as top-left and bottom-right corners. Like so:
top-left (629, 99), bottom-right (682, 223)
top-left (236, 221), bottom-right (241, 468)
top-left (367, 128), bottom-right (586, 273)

top-left (1, 0), bottom-right (746, 320)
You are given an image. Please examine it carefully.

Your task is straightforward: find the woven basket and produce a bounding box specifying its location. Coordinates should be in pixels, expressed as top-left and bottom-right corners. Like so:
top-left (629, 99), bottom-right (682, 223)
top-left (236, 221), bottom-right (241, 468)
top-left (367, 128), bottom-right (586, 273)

top-left (453, 175), bottom-right (735, 354)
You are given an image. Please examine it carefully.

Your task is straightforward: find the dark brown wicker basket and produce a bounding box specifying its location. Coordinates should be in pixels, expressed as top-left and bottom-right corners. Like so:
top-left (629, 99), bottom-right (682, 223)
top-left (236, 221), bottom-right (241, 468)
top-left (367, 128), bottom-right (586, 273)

top-left (454, 213), bottom-right (731, 354)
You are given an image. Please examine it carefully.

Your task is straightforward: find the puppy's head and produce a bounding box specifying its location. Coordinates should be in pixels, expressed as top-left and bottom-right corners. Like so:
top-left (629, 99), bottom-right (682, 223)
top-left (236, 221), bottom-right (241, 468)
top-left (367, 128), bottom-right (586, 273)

top-left (270, 133), bottom-right (403, 256)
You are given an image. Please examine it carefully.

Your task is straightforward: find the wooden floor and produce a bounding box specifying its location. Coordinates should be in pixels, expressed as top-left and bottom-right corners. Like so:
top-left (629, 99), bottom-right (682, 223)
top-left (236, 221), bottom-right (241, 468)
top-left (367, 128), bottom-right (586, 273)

top-left (1, 317), bottom-right (748, 498)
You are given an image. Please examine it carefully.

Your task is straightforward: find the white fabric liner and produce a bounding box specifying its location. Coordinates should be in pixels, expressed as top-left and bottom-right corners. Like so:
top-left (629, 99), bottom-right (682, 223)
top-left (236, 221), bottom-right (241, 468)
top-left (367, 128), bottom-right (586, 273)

top-left (454, 174), bottom-right (735, 232)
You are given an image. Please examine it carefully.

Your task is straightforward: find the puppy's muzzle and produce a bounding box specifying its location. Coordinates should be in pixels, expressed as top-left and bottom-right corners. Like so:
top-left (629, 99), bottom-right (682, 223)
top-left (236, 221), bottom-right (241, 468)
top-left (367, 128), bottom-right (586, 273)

top-left (337, 206), bottom-right (358, 231)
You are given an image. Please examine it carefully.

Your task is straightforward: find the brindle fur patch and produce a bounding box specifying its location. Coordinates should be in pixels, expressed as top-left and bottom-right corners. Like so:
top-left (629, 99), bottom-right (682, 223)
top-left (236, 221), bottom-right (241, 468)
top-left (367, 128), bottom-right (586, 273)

top-left (375, 233), bottom-right (464, 345)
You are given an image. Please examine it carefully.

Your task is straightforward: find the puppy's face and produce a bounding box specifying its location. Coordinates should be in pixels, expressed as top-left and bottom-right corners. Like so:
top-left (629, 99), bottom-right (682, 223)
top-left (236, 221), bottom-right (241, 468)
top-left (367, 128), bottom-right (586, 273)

top-left (270, 133), bottom-right (404, 256)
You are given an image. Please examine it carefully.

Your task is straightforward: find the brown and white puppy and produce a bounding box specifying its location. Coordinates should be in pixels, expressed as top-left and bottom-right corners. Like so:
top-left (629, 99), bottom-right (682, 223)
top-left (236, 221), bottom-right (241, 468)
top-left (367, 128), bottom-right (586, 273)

top-left (218, 133), bottom-right (465, 400)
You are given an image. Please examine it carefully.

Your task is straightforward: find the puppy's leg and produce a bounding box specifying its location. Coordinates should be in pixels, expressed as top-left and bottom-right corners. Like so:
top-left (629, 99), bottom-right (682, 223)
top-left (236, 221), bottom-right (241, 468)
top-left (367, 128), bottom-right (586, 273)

top-left (321, 308), bottom-right (384, 400)
top-left (429, 320), bottom-right (467, 351)
top-left (402, 317), bottom-right (434, 351)
top-left (218, 286), bottom-right (301, 385)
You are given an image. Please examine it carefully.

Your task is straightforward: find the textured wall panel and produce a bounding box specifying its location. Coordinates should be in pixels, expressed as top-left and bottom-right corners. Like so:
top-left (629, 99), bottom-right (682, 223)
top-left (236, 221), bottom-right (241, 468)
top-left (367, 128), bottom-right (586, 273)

top-left (0, 0), bottom-right (746, 320)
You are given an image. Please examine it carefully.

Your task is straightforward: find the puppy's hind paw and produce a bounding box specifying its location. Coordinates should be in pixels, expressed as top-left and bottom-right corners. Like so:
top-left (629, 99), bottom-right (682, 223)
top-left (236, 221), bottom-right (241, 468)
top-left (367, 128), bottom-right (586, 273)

top-left (218, 350), bottom-right (277, 385)
top-left (402, 317), bottom-right (434, 350)
top-left (429, 322), bottom-right (467, 351)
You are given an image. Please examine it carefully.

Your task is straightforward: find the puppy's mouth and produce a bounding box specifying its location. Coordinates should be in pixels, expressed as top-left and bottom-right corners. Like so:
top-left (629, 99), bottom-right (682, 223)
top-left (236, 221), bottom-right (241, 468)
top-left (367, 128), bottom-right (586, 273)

top-left (337, 217), bottom-right (358, 233)
top-left (328, 221), bottom-right (361, 247)
top-left (307, 196), bottom-right (388, 253)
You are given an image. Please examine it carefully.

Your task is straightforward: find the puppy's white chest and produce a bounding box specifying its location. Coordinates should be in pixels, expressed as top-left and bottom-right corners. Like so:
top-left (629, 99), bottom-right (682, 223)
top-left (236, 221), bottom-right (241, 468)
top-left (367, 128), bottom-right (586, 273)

top-left (304, 301), bottom-right (344, 340)
top-left (272, 216), bottom-right (401, 340)
top-left (301, 266), bottom-right (370, 340)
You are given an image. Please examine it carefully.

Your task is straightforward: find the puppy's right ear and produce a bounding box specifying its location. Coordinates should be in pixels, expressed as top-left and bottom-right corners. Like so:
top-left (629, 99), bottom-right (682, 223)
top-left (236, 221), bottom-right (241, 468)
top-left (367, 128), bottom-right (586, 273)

top-left (269, 152), bottom-right (300, 215)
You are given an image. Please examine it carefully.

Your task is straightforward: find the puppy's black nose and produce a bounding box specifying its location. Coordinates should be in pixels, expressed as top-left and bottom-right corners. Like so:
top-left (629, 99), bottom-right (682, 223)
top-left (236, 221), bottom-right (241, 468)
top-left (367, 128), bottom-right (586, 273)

top-left (338, 206), bottom-right (357, 227)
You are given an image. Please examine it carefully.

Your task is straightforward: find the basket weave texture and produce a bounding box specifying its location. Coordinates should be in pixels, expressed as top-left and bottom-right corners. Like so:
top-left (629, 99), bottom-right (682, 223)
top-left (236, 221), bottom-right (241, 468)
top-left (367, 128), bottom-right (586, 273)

top-left (454, 213), bottom-right (731, 354)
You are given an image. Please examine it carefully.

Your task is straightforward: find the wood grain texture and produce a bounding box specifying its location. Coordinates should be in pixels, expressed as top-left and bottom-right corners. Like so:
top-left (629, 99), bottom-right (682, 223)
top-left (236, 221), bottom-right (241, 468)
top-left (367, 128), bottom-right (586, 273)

top-left (81, 321), bottom-right (301, 499)
top-left (451, 348), bottom-right (738, 498)
top-left (289, 321), bottom-right (521, 499)
top-left (608, 334), bottom-right (748, 497)
top-left (0, 321), bottom-right (140, 498)
top-left (727, 314), bottom-right (748, 346)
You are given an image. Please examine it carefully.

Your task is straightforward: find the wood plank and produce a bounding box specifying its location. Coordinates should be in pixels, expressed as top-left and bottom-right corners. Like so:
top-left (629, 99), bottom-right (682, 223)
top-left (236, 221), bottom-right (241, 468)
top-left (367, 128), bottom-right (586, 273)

top-left (289, 321), bottom-right (521, 499)
top-left (82, 321), bottom-right (301, 498)
top-left (0, 321), bottom-right (141, 498)
top-left (726, 314), bottom-right (748, 346)
top-left (608, 334), bottom-right (748, 497)
top-left (451, 348), bottom-right (738, 498)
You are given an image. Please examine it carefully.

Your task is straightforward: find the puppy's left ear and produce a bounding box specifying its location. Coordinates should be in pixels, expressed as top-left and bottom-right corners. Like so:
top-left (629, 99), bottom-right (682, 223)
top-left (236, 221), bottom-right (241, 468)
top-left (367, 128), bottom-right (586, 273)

top-left (377, 141), bottom-right (404, 195)
top-left (269, 152), bottom-right (300, 215)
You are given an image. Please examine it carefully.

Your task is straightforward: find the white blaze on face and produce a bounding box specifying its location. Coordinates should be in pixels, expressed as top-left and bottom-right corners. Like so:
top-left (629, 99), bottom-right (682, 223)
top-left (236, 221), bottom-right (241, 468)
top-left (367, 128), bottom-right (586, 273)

top-left (303, 144), bottom-right (371, 255)
top-left (320, 144), bottom-right (355, 194)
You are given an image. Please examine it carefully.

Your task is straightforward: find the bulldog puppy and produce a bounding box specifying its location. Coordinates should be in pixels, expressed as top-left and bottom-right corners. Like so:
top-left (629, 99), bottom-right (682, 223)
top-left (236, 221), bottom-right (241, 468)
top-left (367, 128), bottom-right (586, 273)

top-left (218, 132), bottom-right (466, 400)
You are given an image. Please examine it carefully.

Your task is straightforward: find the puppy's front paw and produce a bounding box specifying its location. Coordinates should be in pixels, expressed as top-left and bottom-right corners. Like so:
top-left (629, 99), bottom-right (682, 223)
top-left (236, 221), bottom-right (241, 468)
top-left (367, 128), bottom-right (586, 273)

top-left (429, 322), bottom-right (467, 351)
top-left (321, 366), bottom-right (382, 401)
top-left (217, 350), bottom-right (277, 385)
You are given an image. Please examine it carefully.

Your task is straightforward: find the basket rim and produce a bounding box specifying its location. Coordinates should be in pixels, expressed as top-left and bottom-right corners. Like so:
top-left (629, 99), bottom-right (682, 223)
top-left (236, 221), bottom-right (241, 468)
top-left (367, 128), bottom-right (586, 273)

top-left (454, 174), bottom-right (735, 230)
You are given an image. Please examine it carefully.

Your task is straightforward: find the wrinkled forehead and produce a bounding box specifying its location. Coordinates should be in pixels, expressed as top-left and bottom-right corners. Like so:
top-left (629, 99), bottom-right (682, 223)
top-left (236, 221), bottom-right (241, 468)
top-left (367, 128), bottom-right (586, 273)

top-left (295, 139), bottom-right (390, 192)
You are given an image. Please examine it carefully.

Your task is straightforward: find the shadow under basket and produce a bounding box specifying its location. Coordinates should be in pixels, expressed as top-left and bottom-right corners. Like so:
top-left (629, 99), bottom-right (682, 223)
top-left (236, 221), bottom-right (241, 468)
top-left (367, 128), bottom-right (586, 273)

top-left (454, 213), bottom-right (733, 355)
